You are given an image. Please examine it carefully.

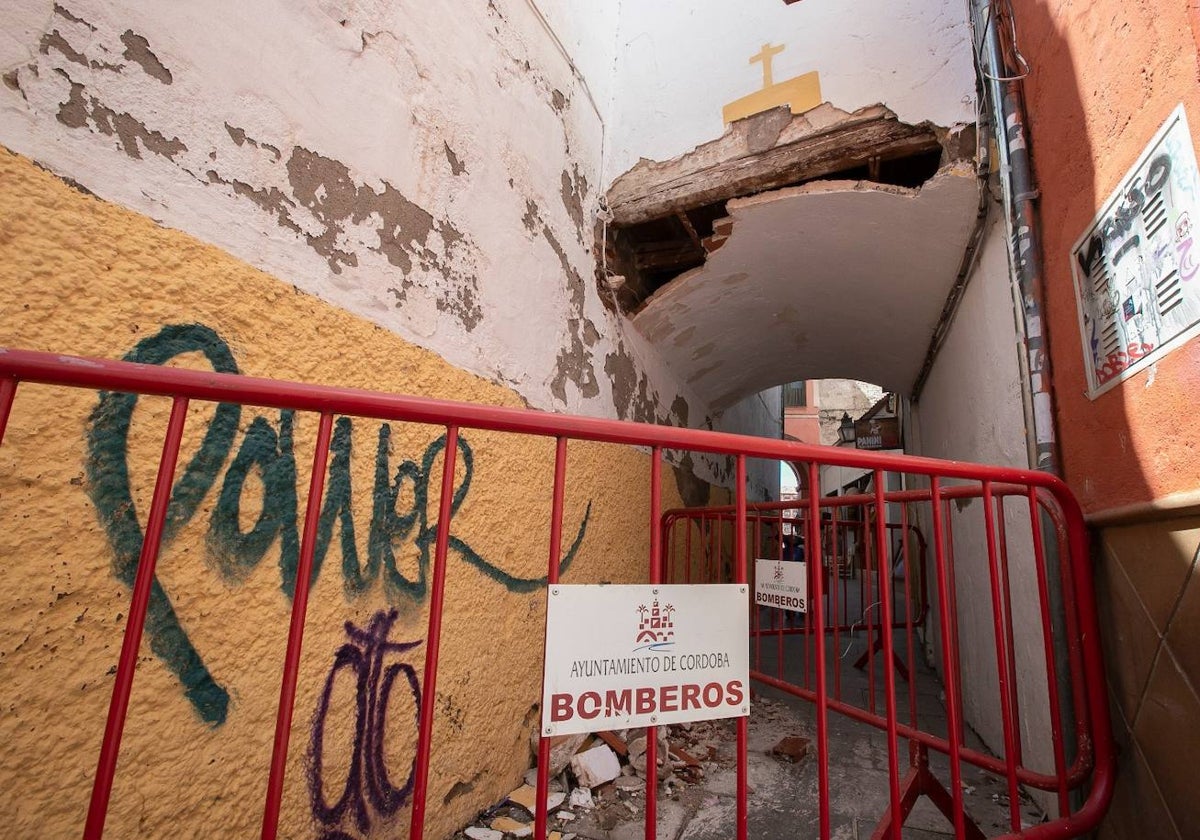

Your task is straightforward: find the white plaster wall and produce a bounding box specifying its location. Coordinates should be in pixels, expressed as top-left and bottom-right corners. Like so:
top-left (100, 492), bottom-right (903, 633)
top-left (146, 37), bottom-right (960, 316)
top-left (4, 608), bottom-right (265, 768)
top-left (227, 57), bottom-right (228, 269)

top-left (0, 0), bottom-right (739, 466)
top-left (713, 387), bottom-right (783, 501)
top-left (912, 211), bottom-right (1059, 800)
top-left (606, 0), bottom-right (976, 177)
top-left (529, 0), bottom-right (620, 131)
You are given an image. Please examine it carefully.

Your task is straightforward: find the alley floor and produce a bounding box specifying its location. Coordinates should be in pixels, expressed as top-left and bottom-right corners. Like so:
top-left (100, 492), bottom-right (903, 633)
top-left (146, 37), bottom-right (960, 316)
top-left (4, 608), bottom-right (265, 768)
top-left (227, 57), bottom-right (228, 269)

top-left (460, 624), bottom-right (1045, 840)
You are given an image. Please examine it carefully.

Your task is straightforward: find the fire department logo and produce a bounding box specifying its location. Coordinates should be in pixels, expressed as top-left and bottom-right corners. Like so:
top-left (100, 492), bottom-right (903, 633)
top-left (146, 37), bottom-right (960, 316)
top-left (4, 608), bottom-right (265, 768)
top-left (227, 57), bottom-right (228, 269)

top-left (634, 599), bottom-right (676, 651)
top-left (773, 562), bottom-right (785, 581)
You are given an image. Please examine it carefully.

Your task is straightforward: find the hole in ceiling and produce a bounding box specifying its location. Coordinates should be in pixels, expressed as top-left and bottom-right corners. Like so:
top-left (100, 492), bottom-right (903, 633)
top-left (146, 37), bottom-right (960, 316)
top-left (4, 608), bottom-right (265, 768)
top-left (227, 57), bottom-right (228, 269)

top-left (600, 141), bottom-right (949, 315)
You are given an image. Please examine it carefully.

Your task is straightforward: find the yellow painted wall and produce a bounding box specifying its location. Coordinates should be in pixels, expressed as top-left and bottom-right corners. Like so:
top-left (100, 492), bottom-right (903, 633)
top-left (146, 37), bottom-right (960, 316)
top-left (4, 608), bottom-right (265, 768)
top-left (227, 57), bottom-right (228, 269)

top-left (0, 147), bottom-right (688, 839)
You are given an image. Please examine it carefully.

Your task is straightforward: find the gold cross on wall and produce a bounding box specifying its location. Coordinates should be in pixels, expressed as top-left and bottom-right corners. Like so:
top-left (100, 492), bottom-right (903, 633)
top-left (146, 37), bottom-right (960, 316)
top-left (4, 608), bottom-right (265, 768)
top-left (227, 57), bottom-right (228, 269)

top-left (750, 42), bottom-right (785, 88)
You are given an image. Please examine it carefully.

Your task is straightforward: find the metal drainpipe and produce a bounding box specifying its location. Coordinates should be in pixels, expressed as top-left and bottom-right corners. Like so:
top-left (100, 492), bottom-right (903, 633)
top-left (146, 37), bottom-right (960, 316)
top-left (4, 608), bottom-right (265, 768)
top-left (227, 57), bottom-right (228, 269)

top-left (971, 0), bottom-right (1081, 794)
top-left (971, 0), bottom-right (1061, 476)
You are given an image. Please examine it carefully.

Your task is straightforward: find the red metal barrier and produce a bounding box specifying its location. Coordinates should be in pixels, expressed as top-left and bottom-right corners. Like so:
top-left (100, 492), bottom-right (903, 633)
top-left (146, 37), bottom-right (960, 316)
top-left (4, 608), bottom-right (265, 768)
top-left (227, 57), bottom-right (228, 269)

top-left (0, 347), bottom-right (1113, 840)
top-left (663, 481), bottom-right (1103, 838)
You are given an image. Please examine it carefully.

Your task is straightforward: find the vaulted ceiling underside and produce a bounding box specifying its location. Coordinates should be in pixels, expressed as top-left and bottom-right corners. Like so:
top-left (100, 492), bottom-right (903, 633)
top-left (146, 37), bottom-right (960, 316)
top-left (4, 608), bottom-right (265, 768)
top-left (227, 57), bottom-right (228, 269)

top-left (628, 168), bottom-right (981, 409)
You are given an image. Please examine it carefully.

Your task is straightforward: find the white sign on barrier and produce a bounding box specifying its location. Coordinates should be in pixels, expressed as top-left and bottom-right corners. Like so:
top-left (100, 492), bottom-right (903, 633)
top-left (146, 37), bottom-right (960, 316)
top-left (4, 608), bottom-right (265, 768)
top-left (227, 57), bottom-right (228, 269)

top-left (754, 559), bottom-right (808, 613)
top-left (541, 584), bottom-right (749, 736)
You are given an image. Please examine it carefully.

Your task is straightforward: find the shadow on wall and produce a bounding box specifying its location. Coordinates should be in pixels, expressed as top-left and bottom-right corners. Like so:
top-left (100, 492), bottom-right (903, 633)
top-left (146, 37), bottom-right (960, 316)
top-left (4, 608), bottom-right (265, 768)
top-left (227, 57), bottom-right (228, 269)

top-left (1016, 1), bottom-right (1200, 838)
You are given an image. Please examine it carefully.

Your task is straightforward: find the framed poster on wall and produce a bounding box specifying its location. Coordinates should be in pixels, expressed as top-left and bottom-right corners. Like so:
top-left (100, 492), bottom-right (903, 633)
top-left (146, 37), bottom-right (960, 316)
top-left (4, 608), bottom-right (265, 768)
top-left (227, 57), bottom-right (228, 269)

top-left (1070, 104), bottom-right (1200, 398)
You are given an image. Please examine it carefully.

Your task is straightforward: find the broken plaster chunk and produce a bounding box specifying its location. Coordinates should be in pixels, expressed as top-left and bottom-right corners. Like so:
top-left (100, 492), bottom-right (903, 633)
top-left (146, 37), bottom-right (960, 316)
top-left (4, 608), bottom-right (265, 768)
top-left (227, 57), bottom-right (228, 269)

top-left (490, 815), bottom-right (533, 837)
top-left (535, 732), bottom-right (589, 777)
top-left (568, 787), bottom-right (594, 810)
top-left (569, 744), bottom-right (621, 789)
top-left (523, 769), bottom-right (566, 792)
top-left (556, 810), bottom-right (576, 822)
top-left (465, 828), bottom-right (503, 840)
top-left (614, 775), bottom-right (646, 792)
top-left (508, 784), bottom-right (566, 814)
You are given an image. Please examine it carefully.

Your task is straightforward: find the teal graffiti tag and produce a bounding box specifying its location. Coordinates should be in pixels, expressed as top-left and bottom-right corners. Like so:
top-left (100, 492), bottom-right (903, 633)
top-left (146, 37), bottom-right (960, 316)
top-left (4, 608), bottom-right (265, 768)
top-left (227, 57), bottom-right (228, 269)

top-left (86, 323), bottom-right (239, 726)
top-left (86, 324), bottom-right (591, 725)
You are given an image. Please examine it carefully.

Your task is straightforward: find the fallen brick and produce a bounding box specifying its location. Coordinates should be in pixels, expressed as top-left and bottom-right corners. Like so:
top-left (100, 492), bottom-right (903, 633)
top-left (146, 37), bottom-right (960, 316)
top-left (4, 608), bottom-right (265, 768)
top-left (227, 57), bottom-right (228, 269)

top-left (596, 730), bottom-right (629, 757)
top-left (770, 736), bottom-right (811, 763)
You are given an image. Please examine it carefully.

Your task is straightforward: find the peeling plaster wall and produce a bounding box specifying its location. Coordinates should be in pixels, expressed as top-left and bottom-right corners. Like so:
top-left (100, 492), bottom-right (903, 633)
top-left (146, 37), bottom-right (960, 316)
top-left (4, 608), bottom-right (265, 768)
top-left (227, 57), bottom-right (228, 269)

top-left (606, 0), bottom-right (976, 178)
top-left (910, 212), bottom-right (1057, 811)
top-left (0, 0), bottom-right (708, 443)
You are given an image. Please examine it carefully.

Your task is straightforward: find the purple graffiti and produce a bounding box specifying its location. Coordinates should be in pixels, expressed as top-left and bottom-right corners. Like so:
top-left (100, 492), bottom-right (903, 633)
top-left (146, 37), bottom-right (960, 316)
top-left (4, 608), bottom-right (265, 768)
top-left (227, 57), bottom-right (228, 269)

top-left (309, 609), bottom-right (422, 838)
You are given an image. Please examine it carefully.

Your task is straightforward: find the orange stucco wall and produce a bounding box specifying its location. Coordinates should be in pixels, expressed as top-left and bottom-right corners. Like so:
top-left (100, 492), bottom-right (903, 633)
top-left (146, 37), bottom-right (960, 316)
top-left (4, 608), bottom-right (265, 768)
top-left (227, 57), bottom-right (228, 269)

top-left (0, 148), bottom-right (693, 840)
top-left (1013, 0), bottom-right (1200, 513)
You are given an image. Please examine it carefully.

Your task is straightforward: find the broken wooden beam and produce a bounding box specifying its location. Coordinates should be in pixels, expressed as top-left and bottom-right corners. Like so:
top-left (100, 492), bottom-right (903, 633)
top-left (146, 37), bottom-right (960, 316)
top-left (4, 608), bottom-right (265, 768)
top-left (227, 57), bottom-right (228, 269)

top-left (606, 104), bottom-right (944, 226)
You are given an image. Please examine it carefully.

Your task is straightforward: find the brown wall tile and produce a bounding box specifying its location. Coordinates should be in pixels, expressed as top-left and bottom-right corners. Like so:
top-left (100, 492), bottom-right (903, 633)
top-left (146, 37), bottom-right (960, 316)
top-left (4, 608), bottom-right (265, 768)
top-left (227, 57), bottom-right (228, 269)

top-left (1101, 518), bottom-right (1199, 635)
top-left (1132, 648), bottom-right (1200, 837)
top-left (1096, 551), bottom-right (1162, 721)
top-left (1097, 737), bottom-right (1181, 840)
top-left (1164, 555), bottom-right (1200, 693)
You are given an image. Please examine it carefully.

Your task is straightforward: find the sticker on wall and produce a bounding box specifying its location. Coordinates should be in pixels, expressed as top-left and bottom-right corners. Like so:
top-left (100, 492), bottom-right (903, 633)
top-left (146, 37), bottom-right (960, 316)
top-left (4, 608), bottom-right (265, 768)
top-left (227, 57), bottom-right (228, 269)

top-left (1071, 104), bottom-right (1200, 398)
top-left (722, 42), bottom-right (821, 124)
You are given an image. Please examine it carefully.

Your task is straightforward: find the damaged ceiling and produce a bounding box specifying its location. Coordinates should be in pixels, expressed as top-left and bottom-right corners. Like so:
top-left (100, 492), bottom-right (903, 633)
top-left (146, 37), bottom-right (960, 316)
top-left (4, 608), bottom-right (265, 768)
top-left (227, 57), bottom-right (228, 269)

top-left (627, 167), bottom-right (980, 408)
top-left (604, 103), bottom-right (981, 410)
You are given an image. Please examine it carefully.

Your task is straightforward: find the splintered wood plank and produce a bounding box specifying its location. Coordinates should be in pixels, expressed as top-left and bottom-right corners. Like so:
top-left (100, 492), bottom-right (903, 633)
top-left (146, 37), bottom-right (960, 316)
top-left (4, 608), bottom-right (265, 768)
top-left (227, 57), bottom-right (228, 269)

top-left (607, 104), bottom-right (941, 226)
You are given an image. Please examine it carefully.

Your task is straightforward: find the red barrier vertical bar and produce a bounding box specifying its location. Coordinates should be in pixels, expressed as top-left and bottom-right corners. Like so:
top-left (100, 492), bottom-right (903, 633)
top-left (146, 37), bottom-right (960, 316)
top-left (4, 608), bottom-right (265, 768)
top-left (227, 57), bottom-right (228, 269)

top-left (769, 513), bottom-right (783, 677)
top-left (943, 498), bottom-right (965, 741)
top-left (735, 456), bottom-right (748, 840)
top-left (995, 496), bottom-right (1024, 793)
top-left (982, 482), bottom-right (1021, 829)
top-left (715, 509), bottom-right (723, 586)
top-left (645, 447), bottom-right (663, 840)
top-left (685, 516), bottom-right (693, 584)
top-left (1028, 488), bottom-right (1070, 816)
top-left (802, 511), bottom-right (810, 688)
top-left (929, 478), bottom-right (965, 838)
top-left (535, 438), bottom-right (569, 840)
top-left (85, 396), bottom-right (189, 840)
top-left (865, 511), bottom-right (876, 715)
top-left (873, 472), bottom-right (902, 839)
top-left (260, 410), bottom-right (335, 840)
top-left (901, 507), bottom-right (917, 732)
top-left (807, 463), bottom-right (830, 839)
top-left (831, 508), bottom-right (840, 702)
top-left (665, 516), bottom-right (674, 584)
top-left (0, 376), bottom-right (17, 446)
top-left (409, 425), bottom-right (461, 840)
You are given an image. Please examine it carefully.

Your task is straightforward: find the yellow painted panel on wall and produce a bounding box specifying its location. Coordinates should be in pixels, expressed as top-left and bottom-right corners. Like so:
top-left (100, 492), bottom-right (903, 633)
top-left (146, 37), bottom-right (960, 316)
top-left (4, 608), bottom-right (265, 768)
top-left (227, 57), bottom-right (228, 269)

top-left (722, 43), bottom-right (821, 124)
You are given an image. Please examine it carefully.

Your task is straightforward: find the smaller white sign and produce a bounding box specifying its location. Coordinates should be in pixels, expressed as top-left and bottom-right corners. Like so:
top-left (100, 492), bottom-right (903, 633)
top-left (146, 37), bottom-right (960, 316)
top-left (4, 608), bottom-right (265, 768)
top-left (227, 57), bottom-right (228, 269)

top-left (542, 584), bottom-right (749, 736)
top-left (754, 559), bottom-right (808, 613)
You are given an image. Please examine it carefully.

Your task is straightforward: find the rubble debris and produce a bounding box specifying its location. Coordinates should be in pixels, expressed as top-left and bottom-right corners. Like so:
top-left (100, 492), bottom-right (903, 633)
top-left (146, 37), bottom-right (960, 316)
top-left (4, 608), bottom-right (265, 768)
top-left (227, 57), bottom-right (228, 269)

top-left (596, 730), bottom-right (629, 757)
top-left (462, 721), bottom-right (731, 838)
top-left (490, 816), bottom-right (532, 837)
top-left (568, 787), bottom-right (595, 810)
top-left (522, 768), bottom-right (567, 791)
top-left (530, 731), bottom-right (589, 777)
top-left (508, 784), bottom-right (566, 813)
top-left (613, 775), bottom-right (646, 792)
top-left (769, 735), bottom-right (810, 764)
top-left (465, 828), bottom-right (502, 840)
top-left (570, 744), bottom-right (622, 788)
